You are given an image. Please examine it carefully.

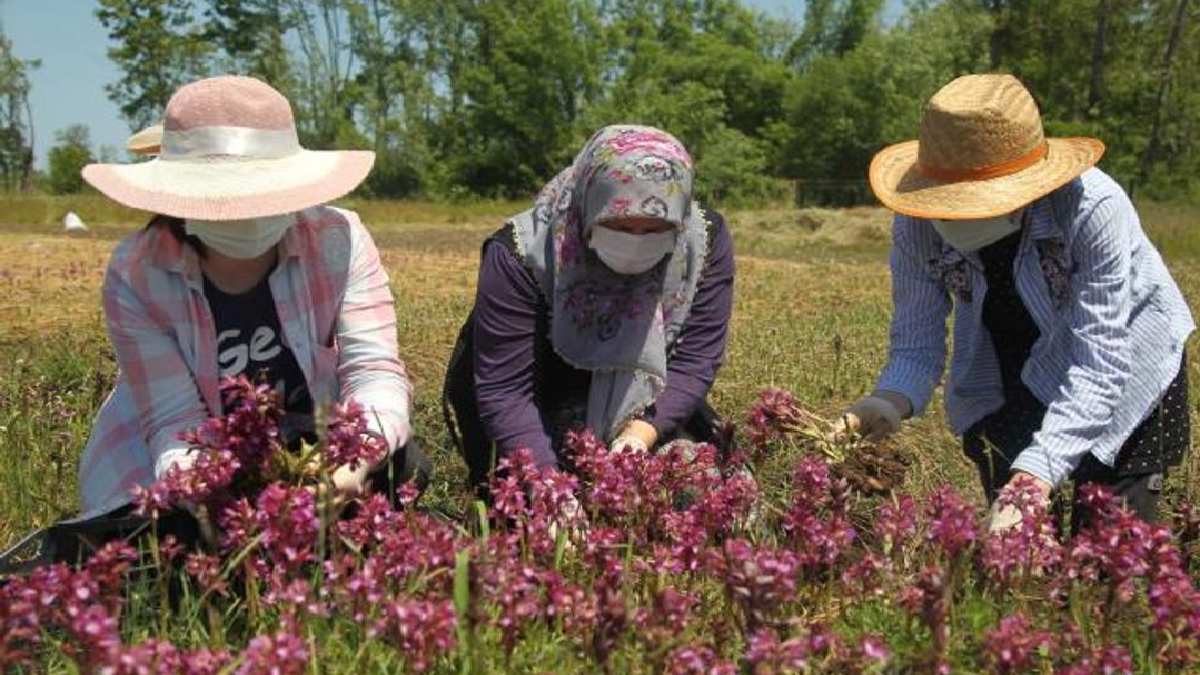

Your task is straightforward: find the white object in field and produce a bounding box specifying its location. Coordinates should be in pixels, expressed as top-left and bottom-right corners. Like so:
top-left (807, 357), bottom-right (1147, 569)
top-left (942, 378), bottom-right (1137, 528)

top-left (63, 211), bottom-right (88, 232)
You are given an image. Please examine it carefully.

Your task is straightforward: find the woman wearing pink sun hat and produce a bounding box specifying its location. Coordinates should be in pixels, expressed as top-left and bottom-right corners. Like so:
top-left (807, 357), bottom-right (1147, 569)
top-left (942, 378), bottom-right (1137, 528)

top-left (76, 75), bottom-right (429, 522)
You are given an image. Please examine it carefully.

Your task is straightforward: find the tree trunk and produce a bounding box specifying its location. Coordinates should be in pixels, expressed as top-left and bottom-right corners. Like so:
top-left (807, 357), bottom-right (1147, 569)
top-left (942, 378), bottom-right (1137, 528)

top-left (987, 0), bottom-right (1006, 70)
top-left (370, 0), bottom-right (389, 156)
top-left (1133, 0), bottom-right (1190, 197)
top-left (19, 94), bottom-right (33, 193)
top-left (1086, 0), bottom-right (1110, 116)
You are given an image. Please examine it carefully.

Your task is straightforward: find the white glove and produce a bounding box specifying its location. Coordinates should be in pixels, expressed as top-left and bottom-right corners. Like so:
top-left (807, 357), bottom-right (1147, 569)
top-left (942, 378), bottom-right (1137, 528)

top-left (611, 435), bottom-right (649, 455)
top-left (312, 433), bottom-right (387, 498)
top-left (155, 447), bottom-right (198, 479)
top-left (832, 394), bottom-right (906, 441)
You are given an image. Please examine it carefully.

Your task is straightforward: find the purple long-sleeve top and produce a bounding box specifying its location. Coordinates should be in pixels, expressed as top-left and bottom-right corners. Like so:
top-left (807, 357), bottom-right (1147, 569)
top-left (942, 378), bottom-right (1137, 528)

top-left (472, 212), bottom-right (735, 468)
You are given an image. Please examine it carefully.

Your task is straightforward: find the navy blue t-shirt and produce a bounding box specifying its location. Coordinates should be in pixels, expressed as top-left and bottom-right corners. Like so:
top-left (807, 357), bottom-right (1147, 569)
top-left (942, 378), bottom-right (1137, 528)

top-left (204, 273), bottom-right (314, 425)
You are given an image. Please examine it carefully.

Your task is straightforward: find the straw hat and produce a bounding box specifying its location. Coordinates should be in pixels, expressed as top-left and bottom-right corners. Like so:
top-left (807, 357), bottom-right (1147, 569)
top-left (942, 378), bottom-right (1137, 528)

top-left (869, 74), bottom-right (1104, 220)
top-left (83, 76), bottom-right (374, 220)
top-left (126, 124), bottom-right (162, 156)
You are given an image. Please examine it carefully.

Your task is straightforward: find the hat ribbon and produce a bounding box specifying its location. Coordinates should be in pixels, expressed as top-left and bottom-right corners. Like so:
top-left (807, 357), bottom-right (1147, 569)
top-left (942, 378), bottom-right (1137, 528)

top-left (917, 141), bottom-right (1048, 182)
top-left (160, 125), bottom-right (301, 162)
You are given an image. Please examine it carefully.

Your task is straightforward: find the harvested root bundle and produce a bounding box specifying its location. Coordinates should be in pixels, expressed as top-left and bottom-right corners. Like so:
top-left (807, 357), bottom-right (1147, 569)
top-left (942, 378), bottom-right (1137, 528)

top-left (746, 387), bottom-right (911, 495)
top-left (832, 442), bottom-right (912, 497)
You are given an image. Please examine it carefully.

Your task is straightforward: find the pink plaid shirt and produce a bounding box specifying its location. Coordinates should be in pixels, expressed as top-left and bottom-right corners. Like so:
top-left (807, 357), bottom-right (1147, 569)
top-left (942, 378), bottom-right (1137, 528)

top-left (77, 206), bottom-right (412, 519)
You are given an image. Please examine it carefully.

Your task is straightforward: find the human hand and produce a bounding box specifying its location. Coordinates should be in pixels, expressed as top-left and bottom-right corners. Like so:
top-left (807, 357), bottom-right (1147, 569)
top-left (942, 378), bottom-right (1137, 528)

top-left (331, 460), bottom-right (373, 497)
top-left (988, 472), bottom-right (1053, 533)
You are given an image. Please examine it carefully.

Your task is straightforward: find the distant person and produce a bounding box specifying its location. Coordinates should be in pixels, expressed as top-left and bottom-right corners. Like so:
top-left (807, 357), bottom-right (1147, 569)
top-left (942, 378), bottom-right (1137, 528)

top-left (837, 74), bottom-right (1193, 530)
top-left (76, 75), bottom-right (428, 522)
top-left (125, 123), bottom-right (162, 157)
top-left (444, 125), bottom-right (735, 490)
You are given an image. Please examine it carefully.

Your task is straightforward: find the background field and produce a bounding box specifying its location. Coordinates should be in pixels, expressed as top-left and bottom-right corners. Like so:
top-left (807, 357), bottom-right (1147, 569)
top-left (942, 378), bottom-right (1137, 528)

top-left (2, 196), bottom-right (1198, 550)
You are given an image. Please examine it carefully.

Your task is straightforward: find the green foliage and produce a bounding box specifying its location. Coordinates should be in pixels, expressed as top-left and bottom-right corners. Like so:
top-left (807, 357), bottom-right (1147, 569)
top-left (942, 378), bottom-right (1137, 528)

top-left (768, 1), bottom-right (992, 185)
top-left (788, 0), bottom-right (885, 66)
top-left (204, 0), bottom-right (293, 88)
top-left (73, 0), bottom-right (1200, 205)
top-left (694, 126), bottom-right (788, 207)
top-left (96, 0), bottom-right (214, 130)
top-left (450, 0), bottom-right (605, 196)
top-left (46, 125), bottom-right (94, 195)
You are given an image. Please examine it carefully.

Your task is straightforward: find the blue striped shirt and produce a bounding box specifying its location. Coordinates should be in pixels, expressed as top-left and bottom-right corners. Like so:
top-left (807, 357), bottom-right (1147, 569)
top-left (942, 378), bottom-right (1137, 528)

top-left (877, 169), bottom-right (1195, 486)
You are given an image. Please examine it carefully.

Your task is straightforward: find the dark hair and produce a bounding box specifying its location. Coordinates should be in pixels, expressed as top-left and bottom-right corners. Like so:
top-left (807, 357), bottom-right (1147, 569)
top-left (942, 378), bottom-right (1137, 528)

top-left (147, 214), bottom-right (207, 257)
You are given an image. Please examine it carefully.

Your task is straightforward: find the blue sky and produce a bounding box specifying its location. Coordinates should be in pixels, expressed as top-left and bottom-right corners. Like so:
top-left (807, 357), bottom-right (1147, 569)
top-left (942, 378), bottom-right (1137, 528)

top-left (4, 0), bottom-right (903, 168)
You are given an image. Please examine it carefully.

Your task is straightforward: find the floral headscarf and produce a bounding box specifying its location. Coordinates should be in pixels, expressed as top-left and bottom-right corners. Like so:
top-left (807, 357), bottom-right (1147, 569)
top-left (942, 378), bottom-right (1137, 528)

top-left (509, 125), bottom-right (709, 442)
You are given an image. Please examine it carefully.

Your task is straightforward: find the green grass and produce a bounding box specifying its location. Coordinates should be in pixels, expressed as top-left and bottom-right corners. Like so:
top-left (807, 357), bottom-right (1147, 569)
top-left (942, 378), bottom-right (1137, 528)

top-left (0, 196), bottom-right (1197, 671)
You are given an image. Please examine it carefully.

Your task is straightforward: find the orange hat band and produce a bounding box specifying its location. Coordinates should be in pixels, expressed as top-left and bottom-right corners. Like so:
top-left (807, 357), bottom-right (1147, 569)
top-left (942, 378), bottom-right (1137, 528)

top-left (916, 141), bottom-right (1049, 183)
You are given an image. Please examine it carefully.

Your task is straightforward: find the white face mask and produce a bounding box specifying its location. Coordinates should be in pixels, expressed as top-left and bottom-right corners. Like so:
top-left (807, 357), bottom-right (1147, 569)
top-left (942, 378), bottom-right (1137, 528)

top-left (931, 210), bottom-right (1024, 252)
top-left (588, 225), bottom-right (677, 275)
top-left (184, 214), bottom-right (295, 259)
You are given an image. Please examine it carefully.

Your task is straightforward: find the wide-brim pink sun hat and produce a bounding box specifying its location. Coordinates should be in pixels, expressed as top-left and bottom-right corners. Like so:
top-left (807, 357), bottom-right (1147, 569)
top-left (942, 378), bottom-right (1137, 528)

top-left (83, 75), bottom-right (374, 221)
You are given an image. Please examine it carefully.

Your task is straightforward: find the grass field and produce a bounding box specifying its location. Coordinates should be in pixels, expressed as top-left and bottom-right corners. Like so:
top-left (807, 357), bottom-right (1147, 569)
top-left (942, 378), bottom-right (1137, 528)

top-left (1, 195), bottom-right (1198, 671)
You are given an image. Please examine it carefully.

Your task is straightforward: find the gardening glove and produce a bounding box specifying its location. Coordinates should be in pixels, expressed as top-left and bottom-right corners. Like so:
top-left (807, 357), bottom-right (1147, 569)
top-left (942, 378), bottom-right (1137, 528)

top-left (612, 419), bottom-right (657, 454)
top-left (831, 391), bottom-right (911, 442)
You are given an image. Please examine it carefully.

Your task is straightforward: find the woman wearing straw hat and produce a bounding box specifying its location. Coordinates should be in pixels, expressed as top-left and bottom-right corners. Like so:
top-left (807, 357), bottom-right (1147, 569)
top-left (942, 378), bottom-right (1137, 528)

top-left (443, 125), bottom-right (736, 492)
top-left (837, 74), bottom-right (1194, 530)
top-left (76, 75), bottom-right (428, 521)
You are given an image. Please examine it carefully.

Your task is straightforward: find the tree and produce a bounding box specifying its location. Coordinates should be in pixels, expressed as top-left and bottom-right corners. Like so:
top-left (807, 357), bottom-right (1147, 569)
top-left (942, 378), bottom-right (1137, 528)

top-left (344, 0), bottom-right (440, 197)
top-left (788, 0), bottom-right (837, 66)
top-left (769, 1), bottom-right (991, 185)
top-left (604, 0), bottom-right (793, 138)
top-left (285, 0), bottom-right (359, 147)
top-left (97, 0), bottom-right (213, 130)
top-left (588, 0), bottom-right (793, 203)
top-left (787, 0), bottom-right (883, 67)
top-left (0, 25), bottom-right (38, 192)
top-left (204, 0), bottom-right (293, 88)
top-left (1134, 0), bottom-right (1192, 196)
top-left (1087, 0), bottom-right (1110, 115)
top-left (47, 125), bottom-right (94, 195)
top-left (88, 0), bottom-right (1200, 203)
top-left (451, 0), bottom-right (605, 196)
top-left (834, 0), bottom-right (885, 55)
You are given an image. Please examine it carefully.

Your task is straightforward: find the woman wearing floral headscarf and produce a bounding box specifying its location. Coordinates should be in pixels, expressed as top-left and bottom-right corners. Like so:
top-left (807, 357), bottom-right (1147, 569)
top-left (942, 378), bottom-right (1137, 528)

top-left (444, 125), bottom-right (735, 487)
